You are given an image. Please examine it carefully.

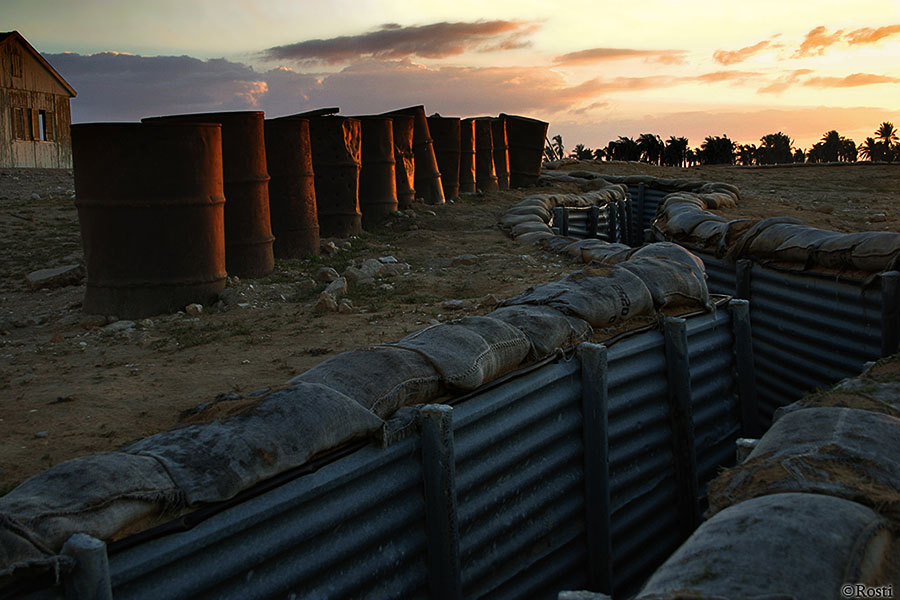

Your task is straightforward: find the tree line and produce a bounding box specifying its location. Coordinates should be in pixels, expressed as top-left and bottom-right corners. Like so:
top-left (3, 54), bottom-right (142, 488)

top-left (545, 122), bottom-right (900, 166)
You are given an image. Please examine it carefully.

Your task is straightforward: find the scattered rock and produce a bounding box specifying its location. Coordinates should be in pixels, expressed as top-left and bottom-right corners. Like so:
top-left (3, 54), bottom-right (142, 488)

top-left (343, 266), bottom-right (366, 283)
top-left (80, 314), bottom-right (108, 329)
top-left (34, 431), bottom-right (47, 438)
top-left (338, 299), bottom-right (355, 314)
top-left (393, 210), bottom-right (410, 219)
top-left (139, 319), bottom-right (154, 328)
top-left (871, 213), bottom-right (887, 223)
top-left (422, 210), bottom-right (436, 216)
top-left (314, 292), bottom-right (339, 312)
top-left (478, 294), bottom-right (500, 309)
top-left (324, 277), bottom-right (347, 298)
top-left (520, 254), bottom-right (539, 266)
top-left (451, 254), bottom-right (479, 266)
top-left (316, 267), bottom-right (340, 282)
top-left (24, 264), bottom-right (85, 290)
top-left (297, 278), bottom-right (317, 290)
top-left (403, 209), bottom-right (417, 219)
top-left (340, 241), bottom-right (352, 250)
top-left (219, 288), bottom-right (241, 306)
top-left (815, 204), bottom-right (835, 214)
top-left (185, 303), bottom-right (203, 317)
top-left (102, 320), bottom-right (136, 334)
top-left (360, 258), bottom-right (387, 278)
top-left (320, 241), bottom-right (340, 256)
top-left (356, 277), bottom-right (376, 287)
top-left (442, 299), bottom-right (465, 310)
top-left (382, 263), bottom-right (410, 277)
top-left (378, 256), bottom-right (398, 264)
top-left (379, 283), bottom-right (394, 292)
top-left (30, 193), bottom-right (41, 201)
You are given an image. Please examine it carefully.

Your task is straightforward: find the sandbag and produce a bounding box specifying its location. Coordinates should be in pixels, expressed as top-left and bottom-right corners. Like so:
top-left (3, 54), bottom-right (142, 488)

top-left (499, 212), bottom-right (544, 231)
top-left (708, 407), bottom-right (900, 518)
top-left (638, 493), bottom-right (896, 600)
top-left (813, 231), bottom-right (900, 272)
top-left (701, 191), bottom-right (738, 209)
top-left (0, 452), bottom-right (182, 572)
top-left (516, 230), bottom-right (555, 245)
top-left (542, 235), bottom-right (581, 253)
top-left (697, 181), bottom-right (741, 200)
top-left (619, 256), bottom-right (711, 309)
top-left (630, 243), bottom-right (707, 281)
top-left (127, 383), bottom-right (383, 504)
top-left (560, 238), bottom-right (611, 259)
top-left (728, 216), bottom-right (806, 259)
top-left (499, 264), bottom-right (654, 327)
top-left (291, 346), bottom-right (444, 418)
top-left (661, 209), bottom-right (726, 237)
top-left (489, 304), bottom-right (592, 360)
top-left (685, 219), bottom-right (729, 248)
top-left (503, 204), bottom-right (551, 219)
top-left (387, 316), bottom-right (530, 391)
top-left (580, 243), bottom-right (636, 265)
top-left (511, 221), bottom-right (553, 238)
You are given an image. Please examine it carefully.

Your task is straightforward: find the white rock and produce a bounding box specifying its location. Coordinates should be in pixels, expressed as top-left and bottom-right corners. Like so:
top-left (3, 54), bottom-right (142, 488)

top-left (338, 299), bottom-right (355, 314)
top-left (442, 300), bottom-right (465, 310)
top-left (185, 303), bottom-right (203, 316)
top-left (378, 255), bottom-right (398, 263)
top-left (360, 258), bottom-right (387, 278)
top-left (320, 241), bottom-right (340, 256)
top-left (103, 320), bottom-right (136, 333)
top-left (313, 292), bottom-right (339, 312)
top-left (382, 263), bottom-right (410, 277)
top-left (316, 267), bottom-right (340, 282)
top-left (324, 277), bottom-right (347, 297)
top-left (24, 265), bottom-right (85, 290)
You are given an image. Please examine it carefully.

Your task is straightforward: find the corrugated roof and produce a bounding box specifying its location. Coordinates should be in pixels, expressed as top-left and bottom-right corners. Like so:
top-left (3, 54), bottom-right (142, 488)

top-left (1, 30), bottom-right (76, 97)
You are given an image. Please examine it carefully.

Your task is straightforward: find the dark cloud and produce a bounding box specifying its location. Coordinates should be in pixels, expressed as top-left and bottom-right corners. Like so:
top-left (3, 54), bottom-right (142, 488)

top-left (793, 26), bottom-right (844, 57)
top-left (713, 39), bottom-right (776, 65)
top-left (802, 73), bottom-right (900, 87)
top-left (261, 20), bottom-right (537, 64)
top-left (553, 47), bottom-right (686, 66)
top-left (845, 24), bottom-right (900, 45)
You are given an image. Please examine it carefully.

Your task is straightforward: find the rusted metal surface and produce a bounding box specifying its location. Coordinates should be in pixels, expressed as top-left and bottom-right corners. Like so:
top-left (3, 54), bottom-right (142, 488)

top-left (390, 114), bottom-right (416, 210)
top-left (383, 106), bottom-right (445, 205)
top-left (502, 113), bottom-right (548, 188)
top-left (304, 115), bottom-right (362, 238)
top-left (491, 118), bottom-right (510, 191)
top-left (427, 115), bottom-right (461, 200)
top-left (459, 119), bottom-right (476, 194)
top-left (356, 116), bottom-right (398, 229)
top-left (143, 111), bottom-right (275, 278)
top-left (72, 122), bottom-right (226, 318)
top-left (474, 119), bottom-right (499, 193)
top-left (263, 118), bottom-right (319, 258)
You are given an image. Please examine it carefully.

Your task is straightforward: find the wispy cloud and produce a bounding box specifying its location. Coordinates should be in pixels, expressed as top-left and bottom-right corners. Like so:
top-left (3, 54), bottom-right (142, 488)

top-left (261, 20), bottom-right (537, 64)
top-left (758, 69), bottom-right (814, 94)
top-left (713, 38), bottom-right (779, 65)
top-left (803, 73), bottom-right (900, 87)
top-left (793, 25), bottom-right (845, 57)
top-left (553, 47), bottom-right (686, 66)
top-left (845, 24), bottom-right (900, 45)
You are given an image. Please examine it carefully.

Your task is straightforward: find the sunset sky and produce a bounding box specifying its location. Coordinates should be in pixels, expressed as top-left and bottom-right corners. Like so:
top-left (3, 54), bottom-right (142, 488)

top-left (5, 0), bottom-right (900, 152)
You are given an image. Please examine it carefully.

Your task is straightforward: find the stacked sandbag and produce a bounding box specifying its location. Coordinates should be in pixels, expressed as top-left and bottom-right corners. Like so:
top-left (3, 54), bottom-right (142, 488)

top-left (651, 190), bottom-right (740, 254)
top-left (635, 493), bottom-right (897, 600)
top-left (0, 383), bottom-right (383, 579)
top-left (707, 407), bottom-right (900, 519)
top-left (488, 305), bottom-right (593, 361)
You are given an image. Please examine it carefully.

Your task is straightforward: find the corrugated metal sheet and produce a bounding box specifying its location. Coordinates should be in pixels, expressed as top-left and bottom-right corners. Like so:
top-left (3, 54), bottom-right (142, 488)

top-left (452, 358), bottom-right (588, 599)
top-left (107, 435), bottom-right (429, 600)
top-left (606, 331), bottom-right (683, 596)
top-left (748, 265), bottom-right (885, 423)
top-left (684, 248), bottom-right (737, 297)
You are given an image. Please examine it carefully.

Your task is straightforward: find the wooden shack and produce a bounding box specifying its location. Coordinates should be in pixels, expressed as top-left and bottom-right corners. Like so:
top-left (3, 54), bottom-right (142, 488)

top-left (0, 31), bottom-right (76, 168)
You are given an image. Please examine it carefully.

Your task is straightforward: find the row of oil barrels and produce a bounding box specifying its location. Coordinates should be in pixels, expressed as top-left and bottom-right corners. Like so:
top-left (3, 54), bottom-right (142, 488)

top-left (70, 107), bottom-right (547, 318)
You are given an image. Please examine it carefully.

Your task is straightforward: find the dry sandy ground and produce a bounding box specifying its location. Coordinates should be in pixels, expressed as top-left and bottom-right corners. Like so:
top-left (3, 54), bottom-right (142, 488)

top-left (1, 161), bottom-right (898, 490)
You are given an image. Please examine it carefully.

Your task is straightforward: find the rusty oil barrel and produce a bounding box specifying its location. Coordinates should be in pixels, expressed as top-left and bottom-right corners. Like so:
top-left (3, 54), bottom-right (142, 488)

top-left (390, 114), bottom-right (416, 209)
top-left (501, 113), bottom-right (549, 188)
top-left (474, 118), bottom-right (499, 193)
top-left (143, 111), bottom-right (274, 278)
top-left (427, 115), bottom-right (461, 200)
top-left (72, 122), bottom-right (226, 319)
top-left (492, 117), bottom-right (510, 191)
top-left (382, 105), bottom-right (444, 205)
top-left (355, 116), bottom-right (398, 229)
top-left (263, 118), bottom-right (319, 258)
top-left (304, 115), bottom-right (362, 238)
top-left (459, 118), bottom-right (476, 194)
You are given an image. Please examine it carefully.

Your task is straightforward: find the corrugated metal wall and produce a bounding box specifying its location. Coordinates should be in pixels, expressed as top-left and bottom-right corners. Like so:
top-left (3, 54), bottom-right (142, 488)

top-left (31, 304), bottom-right (753, 600)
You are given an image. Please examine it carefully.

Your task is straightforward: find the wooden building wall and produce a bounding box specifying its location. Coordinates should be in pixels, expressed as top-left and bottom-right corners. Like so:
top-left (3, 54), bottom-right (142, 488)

top-left (0, 36), bottom-right (73, 168)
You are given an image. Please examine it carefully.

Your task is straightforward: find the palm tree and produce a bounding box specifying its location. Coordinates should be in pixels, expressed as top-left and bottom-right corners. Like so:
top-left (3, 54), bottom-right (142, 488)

top-left (859, 137), bottom-right (885, 162)
top-left (793, 148), bottom-right (806, 163)
top-left (570, 143), bottom-right (593, 160)
top-left (551, 135), bottom-right (565, 161)
top-left (592, 147), bottom-right (606, 161)
top-left (875, 122), bottom-right (898, 163)
top-left (737, 144), bottom-right (757, 166)
top-left (663, 136), bottom-right (689, 167)
top-left (758, 132), bottom-right (793, 164)
top-left (840, 138), bottom-right (857, 162)
top-left (699, 135), bottom-right (735, 165)
top-left (607, 136), bottom-right (640, 162)
top-left (820, 130), bottom-right (843, 162)
top-left (637, 133), bottom-right (664, 165)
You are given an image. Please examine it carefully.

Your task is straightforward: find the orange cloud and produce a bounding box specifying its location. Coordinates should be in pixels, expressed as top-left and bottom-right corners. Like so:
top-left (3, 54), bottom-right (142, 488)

top-left (793, 26), bottom-right (843, 57)
top-left (553, 47), bottom-right (685, 66)
top-left (262, 20), bottom-right (538, 64)
top-left (845, 24), bottom-right (900, 45)
top-left (693, 70), bottom-right (760, 83)
top-left (713, 40), bottom-right (772, 65)
top-left (758, 69), bottom-right (814, 94)
top-left (803, 73), bottom-right (900, 87)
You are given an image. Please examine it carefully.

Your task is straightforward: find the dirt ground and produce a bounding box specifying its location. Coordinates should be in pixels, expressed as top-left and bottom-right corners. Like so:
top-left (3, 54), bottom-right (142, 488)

top-left (1, 161), bottom-right (898, 490)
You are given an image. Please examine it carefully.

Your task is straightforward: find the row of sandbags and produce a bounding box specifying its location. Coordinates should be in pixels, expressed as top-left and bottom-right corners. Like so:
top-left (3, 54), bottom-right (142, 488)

top-left (0, 242), bottom-right (715, 585)
top-left (653, 190), bottom-right (900, 273)
top-left (561, 366), bottom-right (900, 600)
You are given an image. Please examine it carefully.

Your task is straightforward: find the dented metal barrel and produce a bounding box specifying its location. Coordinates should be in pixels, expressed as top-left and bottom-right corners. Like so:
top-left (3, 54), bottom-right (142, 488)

top-left (263, 118), bottom-right (319, 258)
top-left (427, 115), bottom-right (460, 200)
top-left (356, 116), bottom-right (398, 229)
top-left (390, 114), bottom-right (416, 210)
top-left (492, 117), bottom-right (510, 191)
top-left (143, 111), bottom-right (275, 278)
top-left (502, 113), bottom-right (549, 188)
top-left (383, 105), bottom-right (444, 205)
top-left (459, 118), bottom-right (476, 194)
top-left (72, 122), bottom-right (226, 318)
top-left (474, 118), bottom-right (499, 193)
top-left (304, 115), bottom-right (362, 238)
